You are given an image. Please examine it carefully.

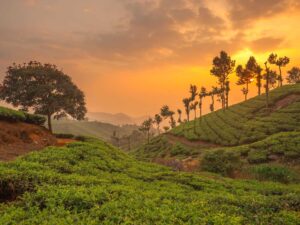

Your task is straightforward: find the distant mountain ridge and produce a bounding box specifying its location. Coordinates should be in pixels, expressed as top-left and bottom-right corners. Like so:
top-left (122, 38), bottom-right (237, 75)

top-left (87, 112), bottom-right (148, 125)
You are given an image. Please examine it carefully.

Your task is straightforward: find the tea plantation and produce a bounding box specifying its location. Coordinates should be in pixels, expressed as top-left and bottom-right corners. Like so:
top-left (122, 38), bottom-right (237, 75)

top-left (0, 106), bottom-right (45, 125)
top-left (0, 139), bottom-right (299, 224)
top-left (172, 84), bottom-right (300, 145)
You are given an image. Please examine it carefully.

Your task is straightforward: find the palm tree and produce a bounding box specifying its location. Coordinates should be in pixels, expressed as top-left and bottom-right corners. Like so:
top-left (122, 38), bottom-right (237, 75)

top-left (210, 51), bottom-right (235, 109)
top-left (199, 87), bottom-right (207, 119)
top-left (190, 102), bottom-right (198, 120)
top-left (177, 109), bottom-right (182, 124)
top-left (182, 98), bottom-right (191, 121)
top-left (268, 53), bottom-right (290, 87)
top-left (287, 67), bottom-right (300, 84)
top-left (236, 65), bottom-right (254, 101)
top-left (154, 114), bottom-right (162, 134)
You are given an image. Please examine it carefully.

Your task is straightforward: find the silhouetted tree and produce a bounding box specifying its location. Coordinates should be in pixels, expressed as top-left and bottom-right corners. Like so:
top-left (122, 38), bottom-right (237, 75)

top-left (154, 114), bottom-right (162, 134)
top-left (160, 105), bottom-right (176, 129)
top-left (225, 81), bottom-right (230, 108)
top-left (0, 61), bottom-right (87, 133)
top-left (177, 109), bottom-right (182, 123)
top-left (182, 98), bottom-right (191, 121)
top-left (210, 51), bottom-right (235, 109)
top-left (189, 85), bottom-right (198, 101)
top-left (236, 65), bottom-right (254, 101)
top-left (264, 62), bottom-right (271, 108)
top-left (209, 86), bottom-right (218, 112)
top-left (287, 67), bottom-right (300, 84)
top-left (246, 56), bottom-right (262, 95)
top-left (268, 53), bottom-right (290, 87)
top-left (199, 87), bottom-right (207, 119)
top-left (190, 101), bottom-right (198, 132)
top-left (139, 118), bottom-right (153, 144)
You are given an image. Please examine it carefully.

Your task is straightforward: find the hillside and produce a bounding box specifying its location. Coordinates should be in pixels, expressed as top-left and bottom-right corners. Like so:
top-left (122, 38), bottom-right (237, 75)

top-left (172, 83), bottom-right (300, 145)
top-left (52, 119), bottom-right (139, 141)
top-left (133, 84), bottom-right (300, 178)
top-left (87, 112), bottom-right (148, 125)
top-left (0, 138), bottom-right (299, 224)
top-left (0, 107), bottom-right (56, 160)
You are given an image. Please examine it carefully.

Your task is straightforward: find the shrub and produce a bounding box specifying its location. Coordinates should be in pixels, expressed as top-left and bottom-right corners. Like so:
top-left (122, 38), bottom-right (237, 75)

top-left (24, 113), bottom-right (46, 126)
top-left (250, 165), bottom-right (299, 183)
top-left (55, 133), bottom-right (75, 139)
top-left (201, 149), bottom-right (241, 176)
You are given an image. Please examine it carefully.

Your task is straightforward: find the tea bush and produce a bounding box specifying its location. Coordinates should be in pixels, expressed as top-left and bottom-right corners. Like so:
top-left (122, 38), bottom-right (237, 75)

top-left (0, 106), bottom-right (45, 126)
top-left (0, 139), bottom-right (299, 224)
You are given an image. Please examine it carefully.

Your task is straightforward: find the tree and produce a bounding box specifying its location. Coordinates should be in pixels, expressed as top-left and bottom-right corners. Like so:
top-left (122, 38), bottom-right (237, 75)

top-left (190, 101), bottom-right (198, 120)
top-left (189, 85), bottom-right (198, 101)
top-left (177, 109), bottom-right (182, 124)
top-left (160, 105), bottom-right (176, 129)
top-left (209, 86), bottom-right (218, 112)
top-left (268, 53), bottom-right (290, 87)
top-left (263, 62), bottom-right (272, 108)
top-left (287, 67), bottom-right (300, 84)
top-left (139, 118), bottom-right (153, 144)
top-left (190, 101), bottom-right (198, 132)
top-left (0, 61), bottom-right (87, 133)
top-left (210, 51), bottom-right (235, 109)
top-left (111, 130), bottom-right (120, 148)
top-left (199, 87), bottom-right (207, 119)
top-left (182, 98), bottom-right (191, 121)
top-left (246, 56), bottom-right (262, 95)
top-left (225, 81), bottom-right (230, 108)
top-left (154, 114), bottom-right (162, 134)
top-left (236, 65), bottom-right (254, 101)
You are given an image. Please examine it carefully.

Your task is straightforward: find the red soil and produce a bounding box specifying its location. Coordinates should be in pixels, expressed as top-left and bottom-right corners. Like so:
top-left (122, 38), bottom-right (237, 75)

top-left (0, 121), bottom-right (57, 161)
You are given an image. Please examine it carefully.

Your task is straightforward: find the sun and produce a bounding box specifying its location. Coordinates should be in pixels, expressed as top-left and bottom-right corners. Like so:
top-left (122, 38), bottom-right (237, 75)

top-left (233, 48), bottom-right (255, 63)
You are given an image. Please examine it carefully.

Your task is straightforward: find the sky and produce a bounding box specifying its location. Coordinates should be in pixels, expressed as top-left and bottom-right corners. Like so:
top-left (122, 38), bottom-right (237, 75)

top-left (0, 0), bottom-right (300, 117)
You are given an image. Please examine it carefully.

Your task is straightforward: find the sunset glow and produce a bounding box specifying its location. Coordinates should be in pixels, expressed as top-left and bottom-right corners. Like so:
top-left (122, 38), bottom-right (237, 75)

top-left (1, 0), bottom-right (300, 116)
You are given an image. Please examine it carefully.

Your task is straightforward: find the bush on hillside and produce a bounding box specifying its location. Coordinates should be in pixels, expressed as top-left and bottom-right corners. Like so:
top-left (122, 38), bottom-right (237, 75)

top-left (0, 106), bottom-right (45, 126)
top-left (201, 149), bottom-right (241, 176)
top-left (250, 165), bottom-right (299, 183)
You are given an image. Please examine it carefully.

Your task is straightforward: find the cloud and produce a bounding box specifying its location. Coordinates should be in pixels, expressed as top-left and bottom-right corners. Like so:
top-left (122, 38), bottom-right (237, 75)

top-left (249, 36), bottom-right (284, 52)
top-left (227, 0), bottom-right (299, 28)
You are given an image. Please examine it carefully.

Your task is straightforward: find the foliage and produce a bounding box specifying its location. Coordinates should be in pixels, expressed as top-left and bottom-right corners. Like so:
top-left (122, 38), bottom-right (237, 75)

top-left (250, 165), bottom-right (299, 184)
top-left (0, 106), bottom-right (45, 125)
top-left (0, 61), bottom-right (87, 132)
top-left (0, 139), bottom-right (299, 224)
top-left (171, 84), bottom-right (300, 146)
top-left (287, 67), bottom-right (300, 84)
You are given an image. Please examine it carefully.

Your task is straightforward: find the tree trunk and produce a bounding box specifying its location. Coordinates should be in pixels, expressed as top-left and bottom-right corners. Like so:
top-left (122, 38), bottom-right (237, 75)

top-left (47, 114), bottom-right (52, 133)
top-left (264, 63), bottom-right (269, 108)
top-left (279, 66), bottom-right (283, 87)
top-left (245, 82), bottom-right (249, 101)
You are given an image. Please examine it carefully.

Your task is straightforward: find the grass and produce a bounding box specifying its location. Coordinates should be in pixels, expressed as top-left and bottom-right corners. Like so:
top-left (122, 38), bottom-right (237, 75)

top-left (171, 84), bottom-right (300, 146)
top-left (0, 106), bottom-right (45, 125)
top-left (0, 139), bottom-right (299, 224)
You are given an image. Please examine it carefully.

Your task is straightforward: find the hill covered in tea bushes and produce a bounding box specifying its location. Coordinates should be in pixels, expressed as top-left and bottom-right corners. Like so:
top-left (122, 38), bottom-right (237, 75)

top-left (0, 139), bottom-right (299, 224)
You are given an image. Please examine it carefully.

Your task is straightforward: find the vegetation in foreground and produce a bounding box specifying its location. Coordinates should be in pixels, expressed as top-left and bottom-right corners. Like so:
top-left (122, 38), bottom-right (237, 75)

top-left (0, 139), bottom-right (299, 224)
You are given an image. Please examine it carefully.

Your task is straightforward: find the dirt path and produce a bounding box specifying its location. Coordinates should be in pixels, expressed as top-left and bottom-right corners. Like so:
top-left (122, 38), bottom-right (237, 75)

top-left (164, 133), bottom-right (219, 148)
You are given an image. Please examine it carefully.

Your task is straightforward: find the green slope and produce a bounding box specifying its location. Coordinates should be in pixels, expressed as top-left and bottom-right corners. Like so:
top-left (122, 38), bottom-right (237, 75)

top-left (172, 84), bottom-right (300, 145)
top-left (0, 139), bottom-right (299, 224)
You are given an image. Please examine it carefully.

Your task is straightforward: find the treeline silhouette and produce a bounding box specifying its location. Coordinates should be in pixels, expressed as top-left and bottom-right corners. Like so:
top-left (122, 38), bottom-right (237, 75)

top-left (140, 51), bottom-right (300, 143)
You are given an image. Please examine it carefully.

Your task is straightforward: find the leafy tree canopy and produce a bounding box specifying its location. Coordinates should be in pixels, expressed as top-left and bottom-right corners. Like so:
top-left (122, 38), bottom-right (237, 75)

top-left (0, 61), bottom-right (87, 132)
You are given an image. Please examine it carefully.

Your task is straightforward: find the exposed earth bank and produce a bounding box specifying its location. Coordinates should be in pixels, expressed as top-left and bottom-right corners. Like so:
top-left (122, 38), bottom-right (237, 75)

top-left (0, 121), bottom-right (57, 161)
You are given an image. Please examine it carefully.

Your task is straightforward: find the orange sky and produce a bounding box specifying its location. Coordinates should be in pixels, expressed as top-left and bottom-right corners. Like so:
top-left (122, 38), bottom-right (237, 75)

top-left (0, 0), bottom-right (300, 117)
